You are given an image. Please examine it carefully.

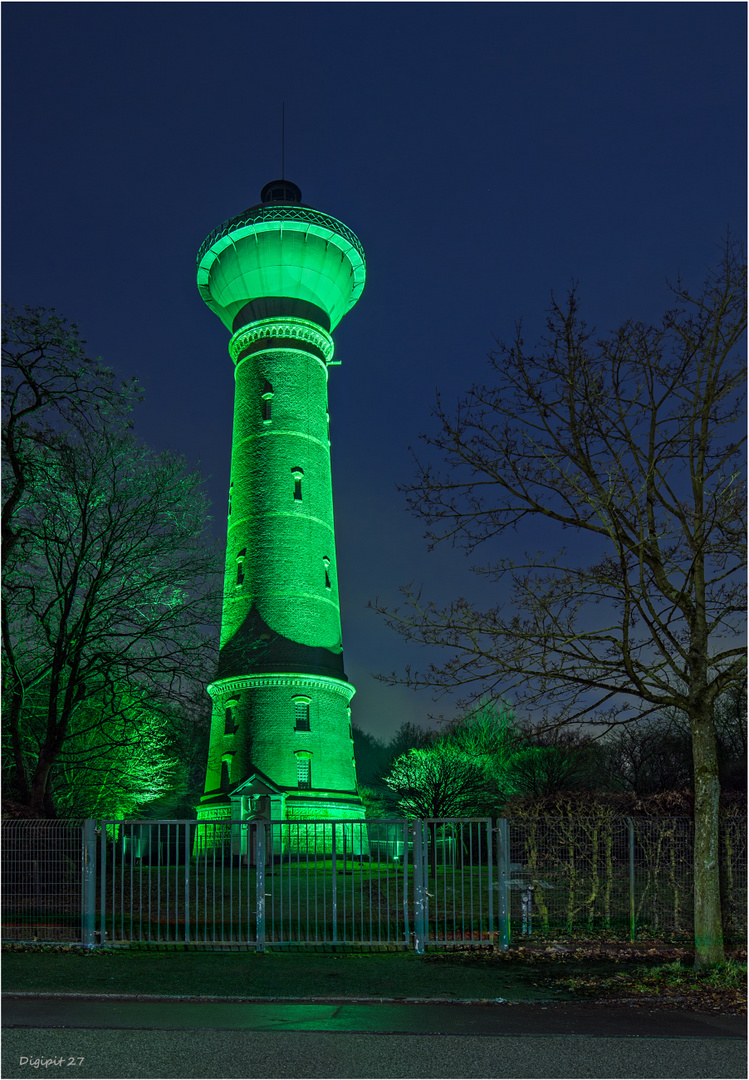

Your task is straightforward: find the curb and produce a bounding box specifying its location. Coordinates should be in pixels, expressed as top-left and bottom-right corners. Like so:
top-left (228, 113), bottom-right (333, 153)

top-left (2, 992), bottom-right (537, 1006)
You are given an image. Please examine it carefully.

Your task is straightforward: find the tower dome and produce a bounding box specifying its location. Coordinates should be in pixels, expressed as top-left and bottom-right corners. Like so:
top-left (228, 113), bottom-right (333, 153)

top-left (260, 178), bottom-right (302, 204)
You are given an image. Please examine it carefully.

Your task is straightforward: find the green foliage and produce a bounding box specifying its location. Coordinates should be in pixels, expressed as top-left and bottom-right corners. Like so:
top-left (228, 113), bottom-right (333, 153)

top-left (379, 702), bottom-right (611, 817)
top-left (49, 696), bottom-right (179, 819)
top-left (20, 682), bottom-right (211, 819)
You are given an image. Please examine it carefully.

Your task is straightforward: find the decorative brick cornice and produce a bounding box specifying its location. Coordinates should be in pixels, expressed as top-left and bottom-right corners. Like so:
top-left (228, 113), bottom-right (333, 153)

top-left (207, 673), bottom-right (356, 703)
top-left (229, 318), bottom-right (335, 364)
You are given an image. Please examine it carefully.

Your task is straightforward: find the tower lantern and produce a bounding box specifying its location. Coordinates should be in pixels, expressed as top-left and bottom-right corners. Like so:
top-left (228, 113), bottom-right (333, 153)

top-left (196, 181), bottom-right (366, 829)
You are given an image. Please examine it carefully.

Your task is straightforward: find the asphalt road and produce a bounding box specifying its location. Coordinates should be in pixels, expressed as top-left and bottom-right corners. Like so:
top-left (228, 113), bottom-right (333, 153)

top-left (2, 997), bottom-right (746, 1079)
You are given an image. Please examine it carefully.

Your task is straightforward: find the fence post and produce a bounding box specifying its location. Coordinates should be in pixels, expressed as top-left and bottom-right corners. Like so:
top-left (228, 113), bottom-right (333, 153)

top-left (413, 820), bottom-right (426, 954)
top-left (183, 823), bottom-right (191, 943)
top-left (256, 823), bottom-right (266, 953)
top-left (627, 817), bottom-right (635, 943)
top-left (99, 823), bottom-right (108, 946)
top-left (496, 818), bottom-right (510, 951)
top-left (401, 820), bottom-right (411, 944)
top-left (331, 822), bottom-right (338, 944)
top-left (81, 820), bottom-right (97, 948)
top-left (486, 818), bottom-right (494, 939)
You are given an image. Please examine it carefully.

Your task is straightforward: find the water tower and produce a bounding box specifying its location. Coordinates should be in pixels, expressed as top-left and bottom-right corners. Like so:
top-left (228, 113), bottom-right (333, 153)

top-left (196, 179), bottom-right (366, 830)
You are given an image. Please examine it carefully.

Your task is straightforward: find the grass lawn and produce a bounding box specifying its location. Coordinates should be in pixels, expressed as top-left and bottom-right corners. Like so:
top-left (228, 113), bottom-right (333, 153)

top-left (0, 946), bottom-right (573, 1002)
top-left (3, 944), bottom-right (744, 1013)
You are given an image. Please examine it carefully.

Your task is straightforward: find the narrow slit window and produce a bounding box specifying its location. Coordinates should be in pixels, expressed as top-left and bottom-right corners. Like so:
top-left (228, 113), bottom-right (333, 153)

top-left (291, 467), bottom-right (304, 501)
top-left (296, 757), bottom-right (311, 790)
top-left (224, 699), bottom-right (238, 735)
top-left (221, 755), bottom-right (233, 790)
top-left (294, 698), bottom-right (310, 731)
top-left (236, 548), bottom-right (247, 587)
top-left (228, 482), bottom-right (233, 517)
top-left (261, 380), bottom-right (273, 423)
top-left (323, 556), bottom-right (331, 590)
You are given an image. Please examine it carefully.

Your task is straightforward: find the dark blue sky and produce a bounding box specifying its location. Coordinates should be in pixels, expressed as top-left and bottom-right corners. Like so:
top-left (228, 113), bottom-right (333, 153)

top-left (3, 2), bottom-right (746, 739)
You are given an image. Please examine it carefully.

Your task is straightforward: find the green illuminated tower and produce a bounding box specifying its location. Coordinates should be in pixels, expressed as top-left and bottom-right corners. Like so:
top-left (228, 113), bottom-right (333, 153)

top-left (196, 179), bottom-right (366, 829)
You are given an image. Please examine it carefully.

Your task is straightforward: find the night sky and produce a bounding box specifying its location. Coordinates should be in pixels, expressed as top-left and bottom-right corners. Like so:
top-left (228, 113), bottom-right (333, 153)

top-left (3, 2), bottom-right (746, 740)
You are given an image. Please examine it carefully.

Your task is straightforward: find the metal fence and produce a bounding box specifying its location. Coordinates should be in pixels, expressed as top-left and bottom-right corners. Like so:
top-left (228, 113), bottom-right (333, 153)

top-left (507, 817), bottom-right (686, 940)
top-left (97, 818), bottom-right (495, 951)
top-left (100, 818), bottom-right (415, 949)
top-left (2, 816), bottom-right (745, 951)
top-left (1, 819), bottom-right (93, 943)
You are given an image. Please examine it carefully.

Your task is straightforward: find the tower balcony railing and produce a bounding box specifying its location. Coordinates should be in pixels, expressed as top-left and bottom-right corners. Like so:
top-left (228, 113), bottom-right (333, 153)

top-left (197, 204), bottom-right (366, 267)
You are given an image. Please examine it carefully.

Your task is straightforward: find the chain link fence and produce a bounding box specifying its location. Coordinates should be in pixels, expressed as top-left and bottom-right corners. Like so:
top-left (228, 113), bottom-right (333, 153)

top-left (506, 817), bottom-right (746, 945)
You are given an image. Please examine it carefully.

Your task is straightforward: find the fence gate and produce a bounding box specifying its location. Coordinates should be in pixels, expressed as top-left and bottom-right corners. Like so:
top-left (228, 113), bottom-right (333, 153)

top-left (94, 817), bottom-right (497, 951)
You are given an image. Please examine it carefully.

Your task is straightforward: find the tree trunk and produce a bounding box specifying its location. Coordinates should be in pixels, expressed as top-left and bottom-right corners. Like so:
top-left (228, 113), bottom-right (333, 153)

top-left (691, 707), bottom-right (724, 969)
top-left (29, 753), bottom-right (57, 818)
top-left (6, 687), bottom-right (30, 805)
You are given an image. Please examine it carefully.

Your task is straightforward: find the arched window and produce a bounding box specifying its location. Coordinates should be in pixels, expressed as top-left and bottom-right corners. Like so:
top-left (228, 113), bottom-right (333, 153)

top-left (291, 467), bottom-right (304, 501)
top-left (294, 697), bottom-right (311, 731)
top-left (236, 548), bottom-right (247, 587)
top-left (261, 380), bottom-right (273, 423)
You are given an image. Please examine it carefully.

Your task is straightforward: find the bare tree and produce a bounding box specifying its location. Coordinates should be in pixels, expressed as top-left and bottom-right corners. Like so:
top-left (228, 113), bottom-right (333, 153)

top-left (597, 717), bottom-right (692, 795)
top-left (2, 308), bottom-right (221, 815)
top-left (2, 306), bottom-right (139, 571)
top-left (510, 734), bottom-right (602, 798)
top-left (385, 721), bottom-right (437, 764)
top-left (374, 243), bottom-right (746, 967)
top-left (712, 686), bottom-right (747, 791)
top-left (384, 741), bottom-right (498, 873)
